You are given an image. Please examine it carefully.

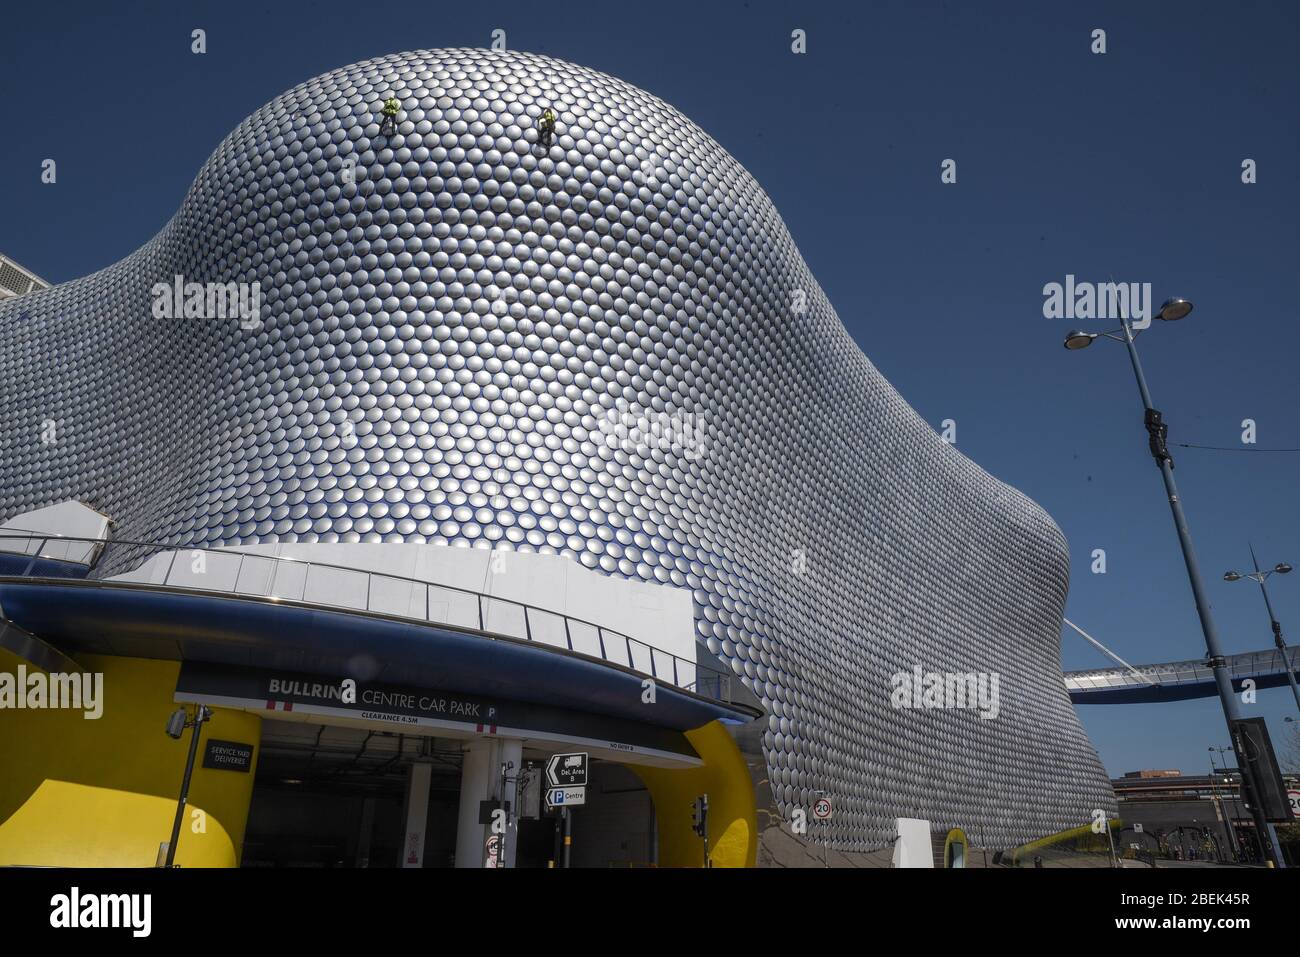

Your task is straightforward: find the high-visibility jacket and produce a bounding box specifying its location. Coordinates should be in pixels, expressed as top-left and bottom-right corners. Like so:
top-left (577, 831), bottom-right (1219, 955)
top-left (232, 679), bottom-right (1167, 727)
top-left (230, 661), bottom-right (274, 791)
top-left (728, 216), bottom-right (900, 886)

top-left (382, 99), bottom-right (400, 117)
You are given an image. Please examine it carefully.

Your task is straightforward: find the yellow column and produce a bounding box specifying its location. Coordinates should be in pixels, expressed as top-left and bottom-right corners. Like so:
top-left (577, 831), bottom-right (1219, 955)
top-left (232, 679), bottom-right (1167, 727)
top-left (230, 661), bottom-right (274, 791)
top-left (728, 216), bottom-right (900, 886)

top-left (632, 720), bottom-right (758, 868)
top-left (0, 648), bottom-right (261, 867)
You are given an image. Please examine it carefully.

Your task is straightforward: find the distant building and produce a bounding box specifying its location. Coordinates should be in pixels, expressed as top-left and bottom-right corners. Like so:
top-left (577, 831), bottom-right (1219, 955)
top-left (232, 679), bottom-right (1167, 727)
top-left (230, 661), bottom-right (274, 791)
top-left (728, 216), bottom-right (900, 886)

top-left (0, 253), bottom-right (48, 300)
top-left (1113, 771), bottom-right (1299, 865)
top-left (1123, 769), bottom-right (1183, 779)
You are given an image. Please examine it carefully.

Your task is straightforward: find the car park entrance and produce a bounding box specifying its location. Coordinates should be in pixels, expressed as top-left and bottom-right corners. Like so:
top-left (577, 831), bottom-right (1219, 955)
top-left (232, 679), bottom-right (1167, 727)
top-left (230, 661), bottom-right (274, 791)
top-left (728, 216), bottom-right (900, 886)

top-left (242, 716), bottom-right (657, 868)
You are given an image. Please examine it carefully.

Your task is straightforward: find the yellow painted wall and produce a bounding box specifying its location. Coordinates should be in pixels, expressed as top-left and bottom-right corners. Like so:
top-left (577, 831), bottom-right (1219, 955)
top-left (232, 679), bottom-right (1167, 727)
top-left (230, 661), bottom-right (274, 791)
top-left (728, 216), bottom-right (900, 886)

top-left (632, 720), bottom-right (757, 868)
top-left (0, 648), bottom-right (260, 867)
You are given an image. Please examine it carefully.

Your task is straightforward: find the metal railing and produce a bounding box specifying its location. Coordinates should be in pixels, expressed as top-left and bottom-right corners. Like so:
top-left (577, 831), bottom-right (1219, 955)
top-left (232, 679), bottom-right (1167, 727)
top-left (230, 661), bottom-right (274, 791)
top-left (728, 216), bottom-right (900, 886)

top-left (0, 532), bottom-right (739, 704)
top-left (0, 525), bottom-right (104, 566)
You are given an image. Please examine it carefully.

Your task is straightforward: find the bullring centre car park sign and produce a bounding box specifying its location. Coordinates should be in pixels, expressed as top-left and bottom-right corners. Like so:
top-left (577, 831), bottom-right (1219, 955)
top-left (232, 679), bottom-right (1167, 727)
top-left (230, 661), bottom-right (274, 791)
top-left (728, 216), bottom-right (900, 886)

top-left (171, 663), bottom-right (701, 764)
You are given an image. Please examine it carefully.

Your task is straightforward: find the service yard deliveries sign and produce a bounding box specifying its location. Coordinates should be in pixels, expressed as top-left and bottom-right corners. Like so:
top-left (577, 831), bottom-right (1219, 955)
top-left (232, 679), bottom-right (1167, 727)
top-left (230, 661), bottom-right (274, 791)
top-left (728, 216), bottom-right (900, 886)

top-left (203, 739), bottom-right (253, 772)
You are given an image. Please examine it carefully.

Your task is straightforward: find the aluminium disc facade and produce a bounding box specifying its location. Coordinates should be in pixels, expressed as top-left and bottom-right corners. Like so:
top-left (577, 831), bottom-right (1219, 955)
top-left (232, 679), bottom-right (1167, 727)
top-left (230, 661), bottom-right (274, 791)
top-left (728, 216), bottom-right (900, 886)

top-left (0, 48), bottom-right (1114, 850)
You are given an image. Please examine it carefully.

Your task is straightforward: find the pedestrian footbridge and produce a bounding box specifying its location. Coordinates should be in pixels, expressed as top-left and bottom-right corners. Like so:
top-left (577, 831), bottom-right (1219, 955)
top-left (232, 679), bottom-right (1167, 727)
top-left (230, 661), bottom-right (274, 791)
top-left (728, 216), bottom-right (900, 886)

top-left (1065, 646), bottom-right (1300, 704)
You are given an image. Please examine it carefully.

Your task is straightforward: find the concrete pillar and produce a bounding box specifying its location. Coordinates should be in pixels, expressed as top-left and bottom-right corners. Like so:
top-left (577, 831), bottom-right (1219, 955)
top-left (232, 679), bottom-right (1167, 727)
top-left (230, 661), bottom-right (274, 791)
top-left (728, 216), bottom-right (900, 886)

top-left (455, 740), bottom-right (491, 868)
top-left (455, 738), bottom-right (523, 868)
top-left (356, 797), bottom-right (376, 868)
top-left (401, 762), bottom-right (432, 868)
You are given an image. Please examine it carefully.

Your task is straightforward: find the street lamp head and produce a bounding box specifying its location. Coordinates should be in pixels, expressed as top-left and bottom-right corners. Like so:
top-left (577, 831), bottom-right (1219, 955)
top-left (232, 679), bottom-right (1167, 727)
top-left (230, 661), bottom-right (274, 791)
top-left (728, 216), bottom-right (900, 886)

top-left (1063, 330), bottom-right (1097, 350)
top-left (1223, 571), bottom-right (1242, 582)
top-left (1157, 298), bottom-right (1194, 322)
top-left (1275, 562), bottom-right (1293, 574)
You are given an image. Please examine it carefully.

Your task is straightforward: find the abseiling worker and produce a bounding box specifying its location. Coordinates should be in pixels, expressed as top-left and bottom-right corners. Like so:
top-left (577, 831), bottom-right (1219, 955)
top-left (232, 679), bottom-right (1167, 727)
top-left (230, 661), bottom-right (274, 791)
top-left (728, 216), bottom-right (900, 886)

top-left (379, 96), bottom-right (401, 135)
top-left (538, 107), bottom-right (557, 148)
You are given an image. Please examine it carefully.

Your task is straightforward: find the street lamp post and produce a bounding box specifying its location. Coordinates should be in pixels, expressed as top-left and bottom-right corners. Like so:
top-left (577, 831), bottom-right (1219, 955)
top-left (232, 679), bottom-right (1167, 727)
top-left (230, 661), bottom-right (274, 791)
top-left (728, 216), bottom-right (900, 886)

top-left (1063, 300), bottom-right (1284, 867)
top-left (163, 703), bottom-right (212, 868)
top-left (1224, 550), bottom-right (1300, 715)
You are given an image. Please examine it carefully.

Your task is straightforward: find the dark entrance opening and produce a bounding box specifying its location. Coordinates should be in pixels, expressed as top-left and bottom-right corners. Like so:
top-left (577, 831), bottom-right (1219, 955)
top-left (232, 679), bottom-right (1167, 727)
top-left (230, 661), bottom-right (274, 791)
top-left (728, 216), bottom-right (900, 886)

top-left (242, 720), bottom-right (460, 867)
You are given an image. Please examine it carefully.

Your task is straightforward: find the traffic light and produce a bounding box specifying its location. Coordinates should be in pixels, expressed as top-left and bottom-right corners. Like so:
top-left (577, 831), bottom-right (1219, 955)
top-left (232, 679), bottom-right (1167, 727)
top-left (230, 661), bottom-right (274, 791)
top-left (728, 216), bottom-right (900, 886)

top-left (691, 795), bottom-right (708, 837)
top-left (1230, 717), bottom-right (1292, 821)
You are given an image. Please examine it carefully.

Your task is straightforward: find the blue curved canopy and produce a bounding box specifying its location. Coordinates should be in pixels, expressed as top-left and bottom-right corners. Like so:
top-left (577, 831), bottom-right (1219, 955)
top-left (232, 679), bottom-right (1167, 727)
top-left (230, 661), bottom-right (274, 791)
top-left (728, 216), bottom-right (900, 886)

top-left (0, 577), bottom-right (760, 736)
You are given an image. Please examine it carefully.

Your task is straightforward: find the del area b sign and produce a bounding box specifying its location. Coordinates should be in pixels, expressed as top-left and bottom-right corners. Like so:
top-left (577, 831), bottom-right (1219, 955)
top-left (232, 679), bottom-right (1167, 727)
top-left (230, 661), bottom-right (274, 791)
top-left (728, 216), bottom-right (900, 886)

top-left (546, 752), bottom-right (587, 788)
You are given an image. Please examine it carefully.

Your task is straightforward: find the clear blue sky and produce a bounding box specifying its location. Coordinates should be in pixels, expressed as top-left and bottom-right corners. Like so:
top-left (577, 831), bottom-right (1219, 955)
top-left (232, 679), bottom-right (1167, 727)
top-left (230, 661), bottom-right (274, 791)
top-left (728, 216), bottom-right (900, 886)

top-left (3, 1), bottom-right (1298, 777)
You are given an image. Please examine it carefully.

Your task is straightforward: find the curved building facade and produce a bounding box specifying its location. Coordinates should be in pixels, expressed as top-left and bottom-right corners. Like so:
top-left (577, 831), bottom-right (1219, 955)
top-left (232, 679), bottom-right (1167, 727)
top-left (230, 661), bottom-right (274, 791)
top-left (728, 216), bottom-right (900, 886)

top-left (0, 48), bottom-right (1113, 856)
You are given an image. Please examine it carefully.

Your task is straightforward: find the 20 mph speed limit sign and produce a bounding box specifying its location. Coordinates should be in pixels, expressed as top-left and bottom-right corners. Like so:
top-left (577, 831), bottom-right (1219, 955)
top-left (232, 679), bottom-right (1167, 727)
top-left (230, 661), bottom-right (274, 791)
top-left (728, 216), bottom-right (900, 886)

top-left (1288, 788), bottom-right (1300, 819)
top-left (813, 797), bottom-right (833, 820)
